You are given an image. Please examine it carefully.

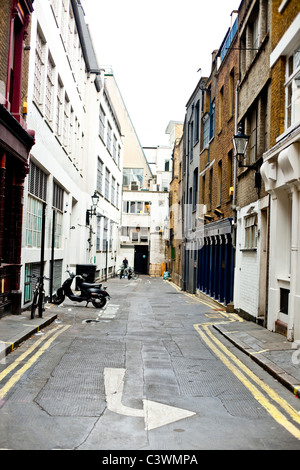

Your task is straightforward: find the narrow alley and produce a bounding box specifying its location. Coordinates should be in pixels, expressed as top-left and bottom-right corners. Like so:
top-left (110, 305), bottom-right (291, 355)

top-left (0, 276), bottom-right (300, 451)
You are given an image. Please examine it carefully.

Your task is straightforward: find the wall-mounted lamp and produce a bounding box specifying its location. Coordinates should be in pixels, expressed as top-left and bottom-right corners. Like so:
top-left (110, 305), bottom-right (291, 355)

top-left (233, 125), bottom-right (261, 189)
top-left (86, 191), bottom-right (100, 225)
top-left (232, 125), bottom-right (250, 167)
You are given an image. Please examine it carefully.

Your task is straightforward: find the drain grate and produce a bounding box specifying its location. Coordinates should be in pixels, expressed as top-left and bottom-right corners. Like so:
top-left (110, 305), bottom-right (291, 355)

top-left (82, 319), bottom-right (100, 324)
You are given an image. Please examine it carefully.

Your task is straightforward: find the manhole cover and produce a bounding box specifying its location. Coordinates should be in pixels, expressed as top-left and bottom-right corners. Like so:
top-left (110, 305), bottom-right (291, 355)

top-left (82, 319), bottom-right (100, 324)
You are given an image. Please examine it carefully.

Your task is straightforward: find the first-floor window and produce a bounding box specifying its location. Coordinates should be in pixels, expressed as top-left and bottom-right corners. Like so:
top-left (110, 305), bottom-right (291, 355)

top-left (53, 182), bottom-right (64, 249)
top-left (96, 216), bottom-right (101, 251)
top-left (286, 46), bottom-right (300, 129)
top-left (244, 214), bottom-right (257, 249)
top-left (105, 168), bottom-right (110, 200)
top-left (26, 196), bottom-right (43, 247)
top-left (202, 114), bottom-right (210, 148)
top-left (103, 217), bottom-right (108, 250)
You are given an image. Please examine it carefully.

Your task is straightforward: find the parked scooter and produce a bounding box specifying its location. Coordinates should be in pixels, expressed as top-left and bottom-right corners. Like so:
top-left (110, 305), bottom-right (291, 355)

top-left (53, 270), bottom-right (110, 308)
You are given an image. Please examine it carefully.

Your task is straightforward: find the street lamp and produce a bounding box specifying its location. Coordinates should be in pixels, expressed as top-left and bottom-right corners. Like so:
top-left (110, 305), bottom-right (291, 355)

top-left (232, 125), bottom-right (261, 189)
top-left (86, 190), bottom-right (100, 225)
top-left (232, 125), bottom-right (250, 167)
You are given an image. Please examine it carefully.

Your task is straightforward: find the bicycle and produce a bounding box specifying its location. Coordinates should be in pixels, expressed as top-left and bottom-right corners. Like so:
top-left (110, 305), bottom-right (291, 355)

top-left (125, 267), bottom-right (138, 280)
top-left (115, 264), bottom-right (124, 278)
top-left (28, 274), bottom-right (50, 319)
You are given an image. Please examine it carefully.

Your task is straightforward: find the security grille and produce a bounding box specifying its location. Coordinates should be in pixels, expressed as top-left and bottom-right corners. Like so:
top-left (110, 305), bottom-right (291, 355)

top-left (29, 161), bottom-right (47, 201)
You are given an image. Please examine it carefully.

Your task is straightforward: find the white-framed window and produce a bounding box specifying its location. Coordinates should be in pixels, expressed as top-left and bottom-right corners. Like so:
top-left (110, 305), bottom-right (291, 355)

top-left (109, 221), bottom-right (113, 250)
top-left (26, 162), bottom-right (47, 248)
top-left (67, 5), bottom-right (75, 66)
top-left (118, 145), bottom-right (121, 167)
top-left (107, 122), bottom-right (112, 152)
top-left (113, 135), bottom-right (117, 162)
top-left (251, 15), bottom-right (259, 55)
top-left (244, 214), bottom-right (257, 249)
top-left (63, 93), bottom-right (70, 148)
top-left (56, 77), bottom-right (63, 136)
top-left (105, 168), bottom-right (110, 200)
top-left (111, 176), bottom-right (115, 205)
top-left (122, 201), bottom-right (150, 214)
top-left (33, 27), bottom-right (46, 106)
top-left (202, 114), bottom-right (210, 148)
top-left (103, 217), bottom-right (108, 250)
top-left (250, 107), bottom-right (257, 164)
top-left (53, 182), bottom-right (64, 249)
top-left (116, 183), bottom-right (120, 209)
top-left (45, 53), bottom-right (55, 122)
top-left (286, 45), bottom-right (300, 129)
top-left (96, 215), bottom-right (101, 251)
top-left (60, 0), bottom-right (68, 45)
top-left (97, 158), bottom-right (103, 195)
top-left (26, 196), bottom-right (43, 247)
top-left (99, 105), bottom-right (105, 140)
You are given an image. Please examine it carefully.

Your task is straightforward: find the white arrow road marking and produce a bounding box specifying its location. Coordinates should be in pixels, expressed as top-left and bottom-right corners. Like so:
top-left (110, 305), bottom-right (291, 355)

top-left (104, 368), bottom-right (196, 431)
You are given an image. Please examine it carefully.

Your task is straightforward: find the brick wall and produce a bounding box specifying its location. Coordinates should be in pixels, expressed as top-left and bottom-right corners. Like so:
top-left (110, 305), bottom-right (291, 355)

top-left (200, 36), bottom-right (239, 221)
top-left (269, 0), bottom-right (299, 146)
top-left (0, 1), bottom-right (11, 99)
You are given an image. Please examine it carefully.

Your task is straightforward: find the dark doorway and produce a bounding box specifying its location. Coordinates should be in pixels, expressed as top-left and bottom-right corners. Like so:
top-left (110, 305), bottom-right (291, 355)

top-left (134, 245), bottom-right (148, 274)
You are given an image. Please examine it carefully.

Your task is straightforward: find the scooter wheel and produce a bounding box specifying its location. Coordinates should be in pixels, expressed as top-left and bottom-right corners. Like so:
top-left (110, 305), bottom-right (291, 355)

top-left (52, 289), bottom-right (64, 305)
top-left (92, 297), bottom-right (107, 308)
top-left (52, 296), bottom-right (64, 305)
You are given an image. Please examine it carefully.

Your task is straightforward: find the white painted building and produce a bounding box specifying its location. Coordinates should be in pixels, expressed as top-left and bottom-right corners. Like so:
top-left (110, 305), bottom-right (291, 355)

top-left (20, 0), bottom-right (123, 307)
top-left (233, 196), bottom-right (269, 322)
top-left (143, 145), bottom-right (172, 192)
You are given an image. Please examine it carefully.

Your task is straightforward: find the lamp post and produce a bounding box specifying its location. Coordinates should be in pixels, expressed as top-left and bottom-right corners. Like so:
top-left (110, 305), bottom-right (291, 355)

top-left (86, 190), bottom-right (100, 225)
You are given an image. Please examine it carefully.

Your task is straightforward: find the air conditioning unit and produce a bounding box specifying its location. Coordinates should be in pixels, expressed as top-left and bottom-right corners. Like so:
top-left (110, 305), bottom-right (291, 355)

top-left (131, 181), bottom-right (140, 191)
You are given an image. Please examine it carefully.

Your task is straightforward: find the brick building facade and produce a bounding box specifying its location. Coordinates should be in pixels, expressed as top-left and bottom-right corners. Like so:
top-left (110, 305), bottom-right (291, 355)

top-left (0, 0), bottom-right (35, 316)
top-left (261, 0), bottom-right (300, 340)
top-left (195, 15), bottom-right (239, 306)
top-left (233, 0), bottom-right (271, 324)
top-left (169, 125), bottom-right (183, 287)
top-left (175, 0), bottom-right (300, 339)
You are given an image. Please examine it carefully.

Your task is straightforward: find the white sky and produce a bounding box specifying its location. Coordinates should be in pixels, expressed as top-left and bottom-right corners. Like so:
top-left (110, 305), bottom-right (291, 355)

top-left (82, 0), bottom-right (240, 147)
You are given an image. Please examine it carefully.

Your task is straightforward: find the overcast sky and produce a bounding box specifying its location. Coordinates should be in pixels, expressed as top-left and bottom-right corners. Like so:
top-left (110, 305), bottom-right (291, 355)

top-left (82, 0), bottom-right (240, 147)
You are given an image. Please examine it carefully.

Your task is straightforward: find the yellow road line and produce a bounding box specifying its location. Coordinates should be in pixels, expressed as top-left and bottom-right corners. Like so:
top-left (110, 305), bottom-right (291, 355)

top-left (0, 325), bottom-right (65, 383)
top-left (167, 280), bottom-right (222, 310)
top-left (200, 324), bottom-right (300, 425)
top-left (194, 323), bottom-right (300, 440)
top-left (0, 325), bottom-right (70, 400)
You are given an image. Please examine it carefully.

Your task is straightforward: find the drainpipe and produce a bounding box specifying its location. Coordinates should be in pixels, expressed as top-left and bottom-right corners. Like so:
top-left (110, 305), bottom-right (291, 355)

top-left (288, 184), bottom-right (299, 341)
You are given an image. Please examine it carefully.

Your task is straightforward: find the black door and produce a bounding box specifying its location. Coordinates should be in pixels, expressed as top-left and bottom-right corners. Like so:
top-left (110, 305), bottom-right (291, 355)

top-left (134, 245), bottom-right (148, 274)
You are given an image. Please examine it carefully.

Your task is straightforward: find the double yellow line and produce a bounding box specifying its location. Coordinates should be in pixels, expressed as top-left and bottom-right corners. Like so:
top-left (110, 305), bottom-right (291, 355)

top-left (194, 321), bottom-right (300, 440)
top-left (0, 324), bottom-right (70, 401)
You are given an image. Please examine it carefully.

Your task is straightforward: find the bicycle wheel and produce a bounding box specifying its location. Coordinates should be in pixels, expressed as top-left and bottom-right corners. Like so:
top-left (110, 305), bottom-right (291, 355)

top-left (38, 291), bottom-right (45, 317)
top-left (31, 290), bottom-right (39, 319)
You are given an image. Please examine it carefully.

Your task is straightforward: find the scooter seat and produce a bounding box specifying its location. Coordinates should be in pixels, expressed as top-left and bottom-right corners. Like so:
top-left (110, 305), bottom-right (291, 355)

top-left (81, 282), bottom-right (102, 289)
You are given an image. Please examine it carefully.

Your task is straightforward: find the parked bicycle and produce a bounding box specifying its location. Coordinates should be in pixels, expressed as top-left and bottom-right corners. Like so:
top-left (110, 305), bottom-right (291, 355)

top-left (116, 265), bottom-right (138, 280)
top-left (28, 274), bottom-right (50, 319)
